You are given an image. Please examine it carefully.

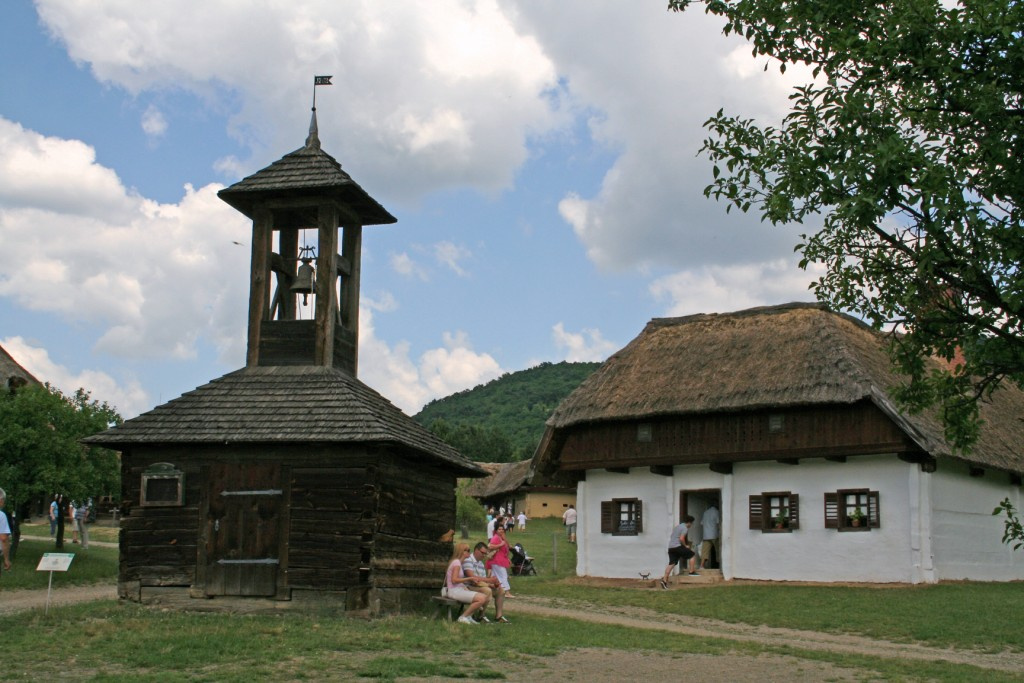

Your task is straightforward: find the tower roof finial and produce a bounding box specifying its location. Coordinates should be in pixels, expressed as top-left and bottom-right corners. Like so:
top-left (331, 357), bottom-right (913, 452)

top-left (307, 75), bottom-right (332, 149)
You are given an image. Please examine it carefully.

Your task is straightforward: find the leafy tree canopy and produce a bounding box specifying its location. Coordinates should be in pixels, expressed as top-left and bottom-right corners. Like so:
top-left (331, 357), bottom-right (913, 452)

top-left (415, 361), bottom-right (600, 461)
top-left (0, 383), bottom-right (122, 508)
top-left (669, 0), bottom-right (1024, 450)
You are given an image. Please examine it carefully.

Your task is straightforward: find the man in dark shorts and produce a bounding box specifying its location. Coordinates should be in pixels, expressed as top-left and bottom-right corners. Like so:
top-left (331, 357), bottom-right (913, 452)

top-left (660, 514), bottom-right (697, 589)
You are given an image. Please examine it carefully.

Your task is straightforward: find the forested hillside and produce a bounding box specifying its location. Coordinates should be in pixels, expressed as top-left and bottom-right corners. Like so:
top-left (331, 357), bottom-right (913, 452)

top-left (413, 361), bottom-right (600, 462)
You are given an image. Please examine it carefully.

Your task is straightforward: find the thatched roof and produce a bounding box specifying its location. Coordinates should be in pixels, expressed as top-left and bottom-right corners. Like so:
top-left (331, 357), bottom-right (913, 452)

top-left (542, 302), bottom-right (1024, 474)
top-left (0, 343), bottom-right (41, 390)
top-left (464, 459), bottom-right (576, 499)
top-left (217, 114), bottom-right (396, 227)
top-left (83, 365), bottom-right (484, 476)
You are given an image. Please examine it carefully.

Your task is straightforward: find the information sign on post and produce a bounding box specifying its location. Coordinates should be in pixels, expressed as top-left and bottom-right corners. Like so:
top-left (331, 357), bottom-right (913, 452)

top-left (36, 553), bottom-right (75, 614)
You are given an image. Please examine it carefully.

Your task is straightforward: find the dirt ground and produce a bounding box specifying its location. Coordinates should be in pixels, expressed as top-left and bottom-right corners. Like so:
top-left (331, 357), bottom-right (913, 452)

top-left (3, 581), bottom-right (1023, 681)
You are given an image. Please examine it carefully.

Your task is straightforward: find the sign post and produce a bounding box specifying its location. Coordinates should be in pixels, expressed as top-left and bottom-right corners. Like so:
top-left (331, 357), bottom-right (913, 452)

top-left (36, 553), bottom-right (75, 614)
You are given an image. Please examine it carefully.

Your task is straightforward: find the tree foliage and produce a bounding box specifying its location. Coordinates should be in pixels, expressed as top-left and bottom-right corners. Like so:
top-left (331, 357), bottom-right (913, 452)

top-left (993, 498), bottom-right (1024, 550)
top-left (415, 361), bottom-right (600, 461)
top-left (0, 383), bottom-right (122, 508)
top-left (669, 0), bottom-right (1024, 449)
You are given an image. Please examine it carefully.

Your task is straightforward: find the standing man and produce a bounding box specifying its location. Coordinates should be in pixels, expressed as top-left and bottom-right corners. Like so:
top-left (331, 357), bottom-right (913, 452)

top-left (55, 493), bottom-right (66, 549)
top-left (49, 494), bottom-right (59, 537)
top-left (660, 515), bottom-right (697, 589)
top-left (562, 504), bottom-right (577, 544)
top-left (701, 503), bottom-right (721, 569)
top-left (0, 488), bottom-right (12, 576)
top-left (74, 498), bottom-right (90, 550)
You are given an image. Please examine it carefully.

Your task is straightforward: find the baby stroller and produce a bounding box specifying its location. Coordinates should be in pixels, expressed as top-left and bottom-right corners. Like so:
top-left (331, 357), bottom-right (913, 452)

top-left (511, 542), bottom-right (537, 576)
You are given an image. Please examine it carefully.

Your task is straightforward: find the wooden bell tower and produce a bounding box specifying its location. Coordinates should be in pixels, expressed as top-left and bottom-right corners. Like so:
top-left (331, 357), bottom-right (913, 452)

top-left (218, 112), bottom-right (396, 376)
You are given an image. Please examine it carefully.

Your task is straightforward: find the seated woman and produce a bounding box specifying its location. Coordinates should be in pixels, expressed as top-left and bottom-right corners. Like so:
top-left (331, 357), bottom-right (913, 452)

top-left (444, 542), bottom-right (489, 624)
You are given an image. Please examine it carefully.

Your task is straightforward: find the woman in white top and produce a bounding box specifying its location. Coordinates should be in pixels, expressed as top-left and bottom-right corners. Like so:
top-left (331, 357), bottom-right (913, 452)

top-left (444, 542), bottom-right (489, 624)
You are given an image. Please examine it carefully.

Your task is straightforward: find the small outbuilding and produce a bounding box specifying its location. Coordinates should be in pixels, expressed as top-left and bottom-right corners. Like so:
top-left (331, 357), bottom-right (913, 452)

top-left (464, 460), bottom-right (575, 519)
top-left (533, 302), bottom-right (1024, 584)
top-left (85, 113), bottom-right (483, 613)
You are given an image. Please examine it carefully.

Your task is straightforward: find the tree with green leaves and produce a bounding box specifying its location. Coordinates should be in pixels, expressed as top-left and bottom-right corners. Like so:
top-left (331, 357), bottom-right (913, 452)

top-left (0, 383), bottom-right (121, 514)
top-left (993, 498), bottom-right (1024, 551)
top-left (669, 0), bottom-right (1024, 450)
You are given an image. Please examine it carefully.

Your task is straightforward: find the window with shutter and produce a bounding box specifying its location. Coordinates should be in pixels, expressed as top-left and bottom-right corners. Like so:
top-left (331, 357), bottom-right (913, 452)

top-left (826, 488), bottom-right (880, 531)
top-left (600, 498), bottom-right (642, 535)
top-left (750, 491), bottom-right (796, 532)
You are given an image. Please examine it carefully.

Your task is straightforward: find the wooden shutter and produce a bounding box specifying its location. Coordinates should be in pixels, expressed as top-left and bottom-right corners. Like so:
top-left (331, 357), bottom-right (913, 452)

top-left (788, 493), bottom-right (800, 530)
top-left (824, 492), bottom-right (839, 529)
top-left (601, 500), bottom-right (614, 533)
top-left (635, 500), bottom-right (643, 533)
top-left (748, 495), bottom-right (763, 529)
top-left (868, 491), bottom-right (881, 528)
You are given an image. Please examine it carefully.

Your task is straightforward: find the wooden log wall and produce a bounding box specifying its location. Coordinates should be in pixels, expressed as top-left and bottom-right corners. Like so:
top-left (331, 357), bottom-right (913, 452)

top-left (119, 443), bottom-right (460, 599)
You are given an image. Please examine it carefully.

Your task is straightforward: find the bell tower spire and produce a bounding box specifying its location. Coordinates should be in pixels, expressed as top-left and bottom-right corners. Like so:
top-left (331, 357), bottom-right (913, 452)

top-left (218, 88), bottom-right (396, 376)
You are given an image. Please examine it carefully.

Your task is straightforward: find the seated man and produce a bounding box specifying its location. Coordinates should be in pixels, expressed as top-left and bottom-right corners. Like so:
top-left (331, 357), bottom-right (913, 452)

top-left (463, 541), bottom-right (510, 623)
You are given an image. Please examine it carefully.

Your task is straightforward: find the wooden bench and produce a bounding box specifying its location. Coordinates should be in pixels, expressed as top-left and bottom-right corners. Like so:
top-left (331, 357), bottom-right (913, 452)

top-left (430, 595), bottom-right (462, 621)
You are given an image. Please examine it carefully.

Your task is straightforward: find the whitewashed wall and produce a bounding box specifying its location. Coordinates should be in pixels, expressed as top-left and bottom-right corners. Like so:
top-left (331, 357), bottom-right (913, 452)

top-left (930, 459), bottom-right (1024, 581)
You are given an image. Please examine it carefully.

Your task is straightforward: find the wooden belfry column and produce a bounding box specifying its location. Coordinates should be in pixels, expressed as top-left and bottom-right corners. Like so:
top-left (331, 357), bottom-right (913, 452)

top-left (218, 107), bottom-right (396, 376)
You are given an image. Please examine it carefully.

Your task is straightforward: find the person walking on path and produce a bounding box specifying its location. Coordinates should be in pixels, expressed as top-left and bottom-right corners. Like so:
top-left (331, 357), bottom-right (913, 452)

top-left (562, 505), bottom-right (577, 544)
top-left (661, 515), bottom-right (698, 589)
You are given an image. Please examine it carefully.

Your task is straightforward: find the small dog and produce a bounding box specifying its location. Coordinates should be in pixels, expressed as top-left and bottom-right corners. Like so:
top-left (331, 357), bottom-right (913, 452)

top-left (438, 529), bottom-right (455, 543)
top-left (638, 572), bottom-right (651, 580)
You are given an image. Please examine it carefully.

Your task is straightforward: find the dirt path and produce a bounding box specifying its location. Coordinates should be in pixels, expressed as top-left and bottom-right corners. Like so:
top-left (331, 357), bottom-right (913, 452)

top-left (2, 584), bottom-right (1020, 680)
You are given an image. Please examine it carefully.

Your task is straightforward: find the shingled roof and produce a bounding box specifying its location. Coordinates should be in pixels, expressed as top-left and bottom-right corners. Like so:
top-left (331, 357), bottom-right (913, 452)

top-left (217, 114), bottom-right (396, 227)
top-left (543, 302), bottom-right (1024, 474)
top-left (84, 365), bottom-right (485, 476)
top-left (0, 343), bottom-right (41, 390)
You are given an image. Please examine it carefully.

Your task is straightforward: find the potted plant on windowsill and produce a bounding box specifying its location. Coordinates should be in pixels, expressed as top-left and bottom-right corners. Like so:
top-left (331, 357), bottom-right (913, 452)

top-left (849, 507), bottom-right (865, 528)
top-left (773, 510), bottom-right (789, 529)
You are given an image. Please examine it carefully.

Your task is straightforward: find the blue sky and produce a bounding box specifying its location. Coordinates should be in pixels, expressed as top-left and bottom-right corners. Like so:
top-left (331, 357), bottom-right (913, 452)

top-left (0, 0), bottom-right (820, 419)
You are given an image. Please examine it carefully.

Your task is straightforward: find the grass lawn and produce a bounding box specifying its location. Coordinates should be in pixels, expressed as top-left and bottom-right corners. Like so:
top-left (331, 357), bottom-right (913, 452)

top-left (3, 518), bottom-right (1022, 681)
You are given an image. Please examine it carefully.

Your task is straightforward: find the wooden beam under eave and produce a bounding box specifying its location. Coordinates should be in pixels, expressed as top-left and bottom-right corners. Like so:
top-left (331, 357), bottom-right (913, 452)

top-left (898, 452), bottom-right (937, 473)
top-left (825, 456), bottom-right (847, 463)
top-left (1011, 473), bottom-right (1022, 486)
top-left (777, 458), bottom-right (800, 465)
top-left (649, 465), bottom-right (673, 477)
top-left (708, 462), bottom-right (732, 475)
top-left (605, 467), bottom-right (629, 474)
top-left (969, 467), bottom-right (984, 478)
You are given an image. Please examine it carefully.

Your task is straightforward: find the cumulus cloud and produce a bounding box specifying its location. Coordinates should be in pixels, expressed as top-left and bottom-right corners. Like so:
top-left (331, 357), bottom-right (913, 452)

top-left (2, 336), bottom-right (149, 418)
top-left (0, 118), bottom-right (250, 364)
top-left (141, 105), bottom-right (168, 139)
top-left (358, 307), bottom-right (503, 414)
top-left (648, 259), bottom-right (823, 317)
top-left (552, 323), bottom-right (618, 363)
top-left (433, 241), bottom-right (471, 277)
top-left (35, 0), bottom-right (565, 199)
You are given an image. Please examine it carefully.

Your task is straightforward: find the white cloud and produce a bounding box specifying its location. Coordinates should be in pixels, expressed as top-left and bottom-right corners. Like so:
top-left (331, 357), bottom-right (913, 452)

top-left (648, 259), bottom-right (823, 317)
top-left (358, 307), bottom-right (503, 414)
top-left (434, 241), bottom-right (471, 277)
top-left (2, 336), bottom-right (149, 418)
top-left (390, 252), bottom-right (429, 280)
top-left (35, 0), bottom-right (565, 199)
top-left (552, 323), bottom-right (618, 363)
top-left (141, 104), bottom-right (168, 139)
top-left (0, 118), bottom-right (250, 365)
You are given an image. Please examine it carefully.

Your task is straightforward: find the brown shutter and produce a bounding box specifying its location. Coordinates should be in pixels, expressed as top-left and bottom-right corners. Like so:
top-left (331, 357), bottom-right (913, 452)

top-left (601, 501), bottom-right (614, 533)
top-left (788, 493), bottom-right (800, 530)
top-left (868, 491), bottom-right (881, 528)
top-left (824, 492), bottom-right (839, 529)
top-left (635, 500), bottom-right (643, 533)
top-left (748, 495), bottom-right (763, 530)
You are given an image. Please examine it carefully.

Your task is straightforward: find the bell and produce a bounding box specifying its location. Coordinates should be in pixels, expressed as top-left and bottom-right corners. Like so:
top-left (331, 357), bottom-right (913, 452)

top-left (291, 259), bottom-right (316, 305)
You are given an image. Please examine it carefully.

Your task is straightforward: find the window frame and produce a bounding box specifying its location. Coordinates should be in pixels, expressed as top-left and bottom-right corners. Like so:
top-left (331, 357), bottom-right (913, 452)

top-left (748, 491), bottom-right (799, 532)
top-left (825, 489), bottom-right (880, 531)
top-left (601, 497), bottom-right (643, 536)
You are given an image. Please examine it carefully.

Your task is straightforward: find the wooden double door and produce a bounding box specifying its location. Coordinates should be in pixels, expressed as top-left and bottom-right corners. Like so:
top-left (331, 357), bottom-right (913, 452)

top-left (200, 463), bottom-right (284, 597)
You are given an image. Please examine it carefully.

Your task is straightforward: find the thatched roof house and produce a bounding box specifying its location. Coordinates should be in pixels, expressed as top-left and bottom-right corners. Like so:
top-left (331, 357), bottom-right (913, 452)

top-left (536, 302), bottom-right (1024, 584)
top-left (464, 459), bottom-right (575, 519)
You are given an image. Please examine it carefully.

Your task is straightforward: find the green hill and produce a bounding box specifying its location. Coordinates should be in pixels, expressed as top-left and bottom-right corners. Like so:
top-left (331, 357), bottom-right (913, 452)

top-left (413, 361), bottom-right (600, 462)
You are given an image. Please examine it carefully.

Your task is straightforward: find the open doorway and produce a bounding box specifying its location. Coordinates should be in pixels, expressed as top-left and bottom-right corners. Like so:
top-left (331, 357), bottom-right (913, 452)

top-left (680, 489), bottom-right (722, 570)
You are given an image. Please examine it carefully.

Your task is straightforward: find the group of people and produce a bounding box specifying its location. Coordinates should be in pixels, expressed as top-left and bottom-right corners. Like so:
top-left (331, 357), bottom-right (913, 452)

top-left (661, 503), bottom-right (720, 589)
top-left (49, 494), bottom-right (91, 550)
top-left (444, 515), bottom-right (519, 624)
